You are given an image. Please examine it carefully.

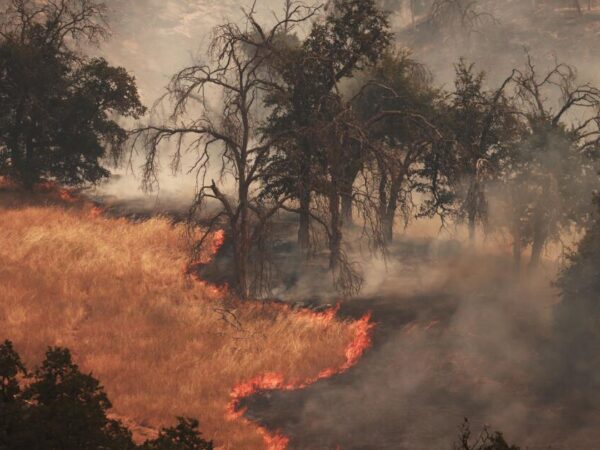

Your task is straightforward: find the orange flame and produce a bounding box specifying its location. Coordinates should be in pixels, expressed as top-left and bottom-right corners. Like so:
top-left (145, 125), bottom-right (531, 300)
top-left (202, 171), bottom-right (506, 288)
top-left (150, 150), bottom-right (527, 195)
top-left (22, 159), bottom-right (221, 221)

top-left (58, 188), bottom-right (77, 202)
top-left (89, 206), bottom-right (104, 219)
top-left (226, 308), bottom-right (374, 449)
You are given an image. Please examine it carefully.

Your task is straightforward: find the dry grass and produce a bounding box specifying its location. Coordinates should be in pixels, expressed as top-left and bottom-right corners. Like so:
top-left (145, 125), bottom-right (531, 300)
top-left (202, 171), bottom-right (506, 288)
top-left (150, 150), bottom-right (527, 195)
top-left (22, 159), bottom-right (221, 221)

top-left (0, 185), bottom-right (357, 449)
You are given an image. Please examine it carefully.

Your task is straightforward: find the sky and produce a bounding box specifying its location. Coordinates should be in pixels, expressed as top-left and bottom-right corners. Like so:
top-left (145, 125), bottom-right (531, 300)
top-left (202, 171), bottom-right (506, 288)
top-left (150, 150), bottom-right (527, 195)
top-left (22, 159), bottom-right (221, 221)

top-left (91, 1), bottom-right (283, 199)
top-left (102, 0), bottom-right (288, 102)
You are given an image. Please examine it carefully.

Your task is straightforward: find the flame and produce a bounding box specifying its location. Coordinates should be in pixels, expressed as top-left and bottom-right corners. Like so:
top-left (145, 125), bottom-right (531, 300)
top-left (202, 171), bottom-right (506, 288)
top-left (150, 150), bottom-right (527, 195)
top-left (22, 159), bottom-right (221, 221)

top-left (226, 308), bottom-right (374, 449)
top-left (260, 430), bottom-right (290, 450)
top-left (58, 188), bottom-right (77, 202)
top-left (210, 229), bottom-right (226, 255)
top-left (89, 206), bottom-right (103, 219)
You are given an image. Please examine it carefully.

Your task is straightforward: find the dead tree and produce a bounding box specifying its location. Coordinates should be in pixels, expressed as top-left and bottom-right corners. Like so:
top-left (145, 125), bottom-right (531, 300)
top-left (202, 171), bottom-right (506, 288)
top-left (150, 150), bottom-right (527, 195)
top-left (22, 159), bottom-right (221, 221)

top-left (133, 4), bottom-right (319, 299)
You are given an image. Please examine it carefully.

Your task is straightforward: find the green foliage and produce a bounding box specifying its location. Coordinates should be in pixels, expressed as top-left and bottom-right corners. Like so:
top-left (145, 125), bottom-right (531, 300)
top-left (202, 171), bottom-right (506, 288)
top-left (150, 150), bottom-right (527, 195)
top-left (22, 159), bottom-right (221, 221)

top-left (142, 418), bottom-right (213, 450)
top-left (0, 0), bottom-right (145, 187)
top-left (262, 0), bottom-right (392, 202)
top-left (0, 341), bottom-right (212, 450)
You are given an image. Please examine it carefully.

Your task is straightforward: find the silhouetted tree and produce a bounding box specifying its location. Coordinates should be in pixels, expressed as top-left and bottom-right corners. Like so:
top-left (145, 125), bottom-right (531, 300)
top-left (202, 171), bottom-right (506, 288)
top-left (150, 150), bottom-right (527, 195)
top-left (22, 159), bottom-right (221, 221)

top-left (421, 60), bottom-right (522, 242)
top-left (354, 49), bottom-right (441, 242)
top-left (0, 341), bottom-right (213, 450)
top-left (134, 3), bottom-right (320, 298)
top-left (142, 418), bottom-right (213, 450)
top-left (261, 0), bottom-right (392, 250)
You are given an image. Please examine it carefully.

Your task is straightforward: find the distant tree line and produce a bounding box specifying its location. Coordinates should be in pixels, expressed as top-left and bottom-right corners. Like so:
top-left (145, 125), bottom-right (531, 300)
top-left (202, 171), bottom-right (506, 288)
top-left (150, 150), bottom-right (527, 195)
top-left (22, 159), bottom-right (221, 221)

top-left (0, 340), bottom-right (213, 450)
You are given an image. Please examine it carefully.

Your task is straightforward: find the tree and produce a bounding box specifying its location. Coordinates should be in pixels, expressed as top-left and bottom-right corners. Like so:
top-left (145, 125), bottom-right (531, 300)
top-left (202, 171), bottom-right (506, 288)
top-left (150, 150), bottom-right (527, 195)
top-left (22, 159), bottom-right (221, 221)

top-left (421, 60), bottom-right (522, 242)
top-left (505, 56), bottom-right (600, 267)
top-left (0, 0), bottom-right (145, 188)
top-left (353, 50), bottom-right (441, 243)
top-left (261, 0), bottom-right (392, 250)
top-left (453, 418), bottom-right (520, 450)
top-left (142, 418), bottom-right (213, 450)
top-left (0, 340), bottom-right (213, 450)
top-left (135, 3), bottom-right (320, 299)
top-left (552, 199), bottom-right (600, 396)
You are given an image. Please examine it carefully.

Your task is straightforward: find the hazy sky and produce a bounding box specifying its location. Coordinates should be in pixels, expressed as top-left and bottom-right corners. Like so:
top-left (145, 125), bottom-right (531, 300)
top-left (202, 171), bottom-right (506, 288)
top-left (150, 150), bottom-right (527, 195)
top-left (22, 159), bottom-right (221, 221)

top-left (102, 0), bottom-right (289, 103)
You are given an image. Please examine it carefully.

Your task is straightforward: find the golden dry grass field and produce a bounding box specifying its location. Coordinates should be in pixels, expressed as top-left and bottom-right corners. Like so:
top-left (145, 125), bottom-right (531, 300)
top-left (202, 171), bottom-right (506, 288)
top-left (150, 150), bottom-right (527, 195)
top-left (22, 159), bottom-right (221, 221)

top-left (0, 183), bottom-right (360, 449)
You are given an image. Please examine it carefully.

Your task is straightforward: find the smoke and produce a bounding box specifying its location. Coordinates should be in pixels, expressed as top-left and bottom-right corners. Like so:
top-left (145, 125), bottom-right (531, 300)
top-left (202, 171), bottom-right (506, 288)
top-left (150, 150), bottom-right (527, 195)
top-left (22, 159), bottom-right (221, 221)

top-left (242, 241), bottom-right (600, 450)
top-left (396, 0), bottom-right (600, 88)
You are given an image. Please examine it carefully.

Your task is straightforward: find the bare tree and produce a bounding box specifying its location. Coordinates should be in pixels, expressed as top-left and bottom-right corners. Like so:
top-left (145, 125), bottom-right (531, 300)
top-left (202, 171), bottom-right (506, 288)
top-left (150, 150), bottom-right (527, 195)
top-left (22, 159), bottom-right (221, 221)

top-left (133, 4), bottom-right (319, 299)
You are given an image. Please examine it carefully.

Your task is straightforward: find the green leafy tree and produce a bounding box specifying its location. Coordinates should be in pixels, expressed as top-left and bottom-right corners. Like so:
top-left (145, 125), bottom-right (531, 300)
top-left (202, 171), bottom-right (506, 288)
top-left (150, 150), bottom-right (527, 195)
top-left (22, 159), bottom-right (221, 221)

top-left (0, 0), bottom-right (145, 188)
top-left (262, 0), bottom-right (392, 250)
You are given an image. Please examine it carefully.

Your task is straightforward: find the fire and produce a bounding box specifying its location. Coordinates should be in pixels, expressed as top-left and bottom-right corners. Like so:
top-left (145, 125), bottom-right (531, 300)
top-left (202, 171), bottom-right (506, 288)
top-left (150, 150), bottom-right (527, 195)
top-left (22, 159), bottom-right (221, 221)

top-left (210, 229), bottom-right (226, 255)
top-left (226, 308), bottom-right (374, 449)
top-left (89, 206), bottom-right (104, 219)
top-left (261, 430), bottom-right (290, 450)
top-left (58, 188), bottom-right (77, 202)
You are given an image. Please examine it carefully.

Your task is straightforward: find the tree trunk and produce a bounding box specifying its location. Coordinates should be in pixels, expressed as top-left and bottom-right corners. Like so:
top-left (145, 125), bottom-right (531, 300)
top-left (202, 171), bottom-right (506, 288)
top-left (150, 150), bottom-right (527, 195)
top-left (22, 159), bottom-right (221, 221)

top-left (341, 190), bottom-right (353, 226)
top-left (382, 213), bottom-right (394, 244)
top-left (329, 190), bottom-right (342, 272)
top-left (297, 142), bottom-right (312, 250)
top-left (381, 168), bottom-right (405, 245)
top-left (9, 99), bottom-right (26, 186)
top-left (529, 211), bottom-right (547, 268)
top-left (468, 210), bottom-right (476, 244)
top-left (340, 160), bottom-right (361, 227)
top-left (298, 184), bottom-right (310, 250)
top-left (233, 230), bottom-right (248, 299)
top-left (23, 133), bottom-right (36, 189)
top-left (235, 182), bottom-right (250, 299)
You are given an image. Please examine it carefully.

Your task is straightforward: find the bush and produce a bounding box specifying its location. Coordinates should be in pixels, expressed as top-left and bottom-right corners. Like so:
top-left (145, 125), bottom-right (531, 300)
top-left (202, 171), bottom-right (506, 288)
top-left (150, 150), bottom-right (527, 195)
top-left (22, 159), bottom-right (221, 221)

top-left (0, 341), bottom-right (213, 450)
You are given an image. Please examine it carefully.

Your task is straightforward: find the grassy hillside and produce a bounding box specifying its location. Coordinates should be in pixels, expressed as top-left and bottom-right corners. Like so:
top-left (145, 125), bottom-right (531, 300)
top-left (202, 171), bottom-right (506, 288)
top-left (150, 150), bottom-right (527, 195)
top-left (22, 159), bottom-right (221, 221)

top-left (0, 183), bottom-right (359, 449)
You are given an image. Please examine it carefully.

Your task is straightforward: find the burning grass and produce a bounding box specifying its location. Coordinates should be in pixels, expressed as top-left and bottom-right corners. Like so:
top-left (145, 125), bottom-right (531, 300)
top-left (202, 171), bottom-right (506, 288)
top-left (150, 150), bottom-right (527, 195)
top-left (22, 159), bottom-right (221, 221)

top-left (0, 185), bottom-right (366, 449)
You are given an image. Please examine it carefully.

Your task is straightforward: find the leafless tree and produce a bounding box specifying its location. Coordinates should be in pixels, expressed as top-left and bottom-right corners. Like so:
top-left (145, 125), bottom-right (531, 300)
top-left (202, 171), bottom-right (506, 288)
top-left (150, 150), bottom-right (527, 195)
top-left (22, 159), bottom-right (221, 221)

top-left (133, 3), bottom-right (320, 299)
top-left (0, 0), bottom-right (109, 46)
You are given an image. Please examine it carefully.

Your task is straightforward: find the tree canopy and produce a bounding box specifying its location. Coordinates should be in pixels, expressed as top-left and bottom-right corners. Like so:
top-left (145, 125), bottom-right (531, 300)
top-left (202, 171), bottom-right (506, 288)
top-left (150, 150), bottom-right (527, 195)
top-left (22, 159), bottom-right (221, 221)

top-left (0, 0), bottom-right (145, 188)
top-left (0, 340), bottom-right (213, 450)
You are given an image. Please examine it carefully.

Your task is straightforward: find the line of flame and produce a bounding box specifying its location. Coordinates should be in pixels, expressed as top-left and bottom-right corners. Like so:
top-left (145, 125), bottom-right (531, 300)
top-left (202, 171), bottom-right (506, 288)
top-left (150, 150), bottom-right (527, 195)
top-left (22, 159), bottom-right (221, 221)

top-left (225, 310), bottom-right (374, 450)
